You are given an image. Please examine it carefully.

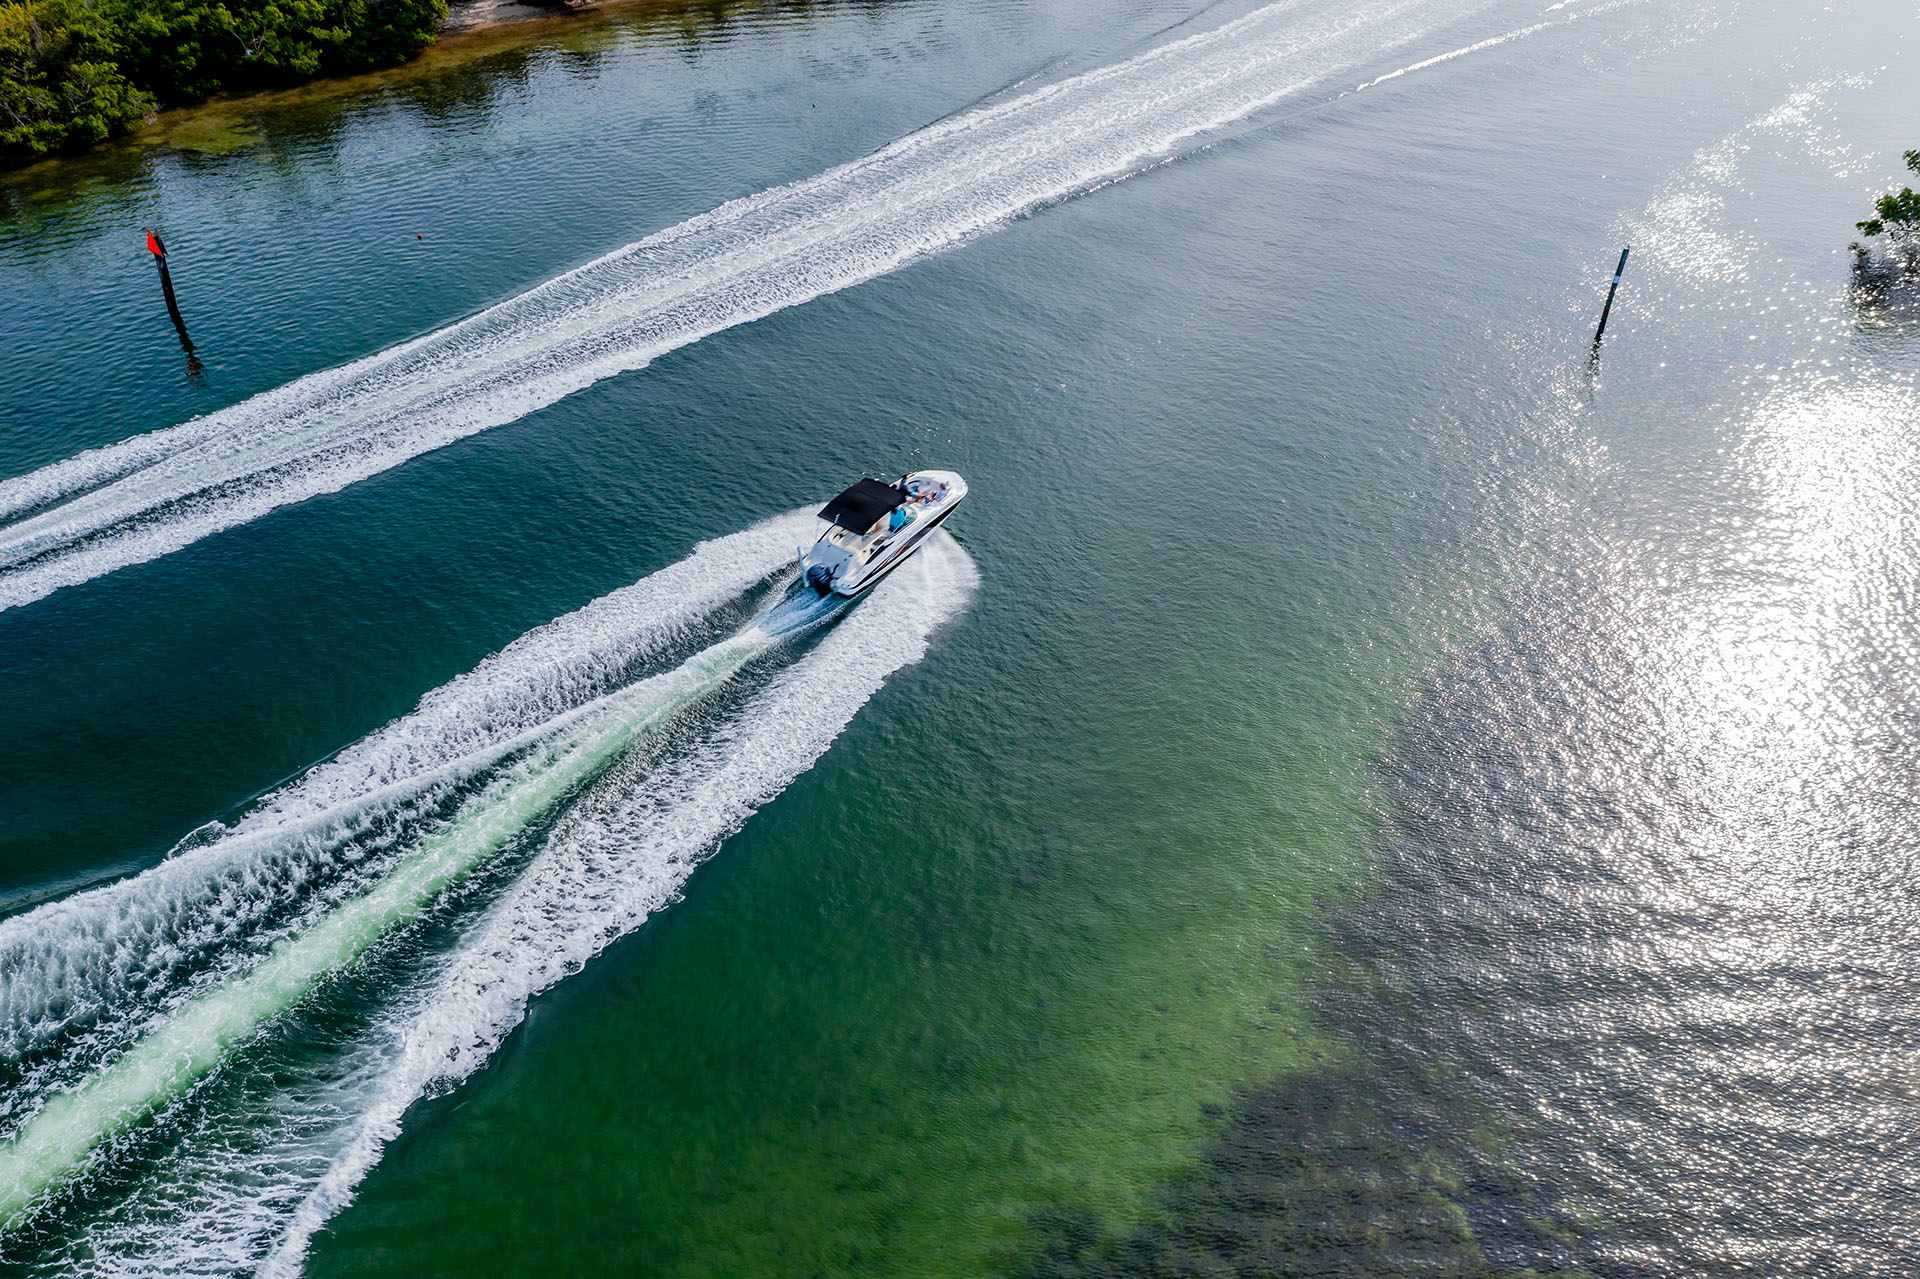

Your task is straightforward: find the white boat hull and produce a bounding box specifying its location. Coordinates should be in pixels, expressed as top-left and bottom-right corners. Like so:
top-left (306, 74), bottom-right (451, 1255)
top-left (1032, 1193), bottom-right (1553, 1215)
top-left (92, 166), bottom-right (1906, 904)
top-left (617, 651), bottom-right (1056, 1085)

top-left (799, 470), bottom-right (968, 598)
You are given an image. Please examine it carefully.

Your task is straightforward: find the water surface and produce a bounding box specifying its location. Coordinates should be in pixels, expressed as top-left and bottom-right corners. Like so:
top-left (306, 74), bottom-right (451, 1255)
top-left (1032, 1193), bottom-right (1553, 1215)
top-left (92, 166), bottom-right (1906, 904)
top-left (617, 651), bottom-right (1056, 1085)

top-left (2, 0), bottom-right (1917, 1273)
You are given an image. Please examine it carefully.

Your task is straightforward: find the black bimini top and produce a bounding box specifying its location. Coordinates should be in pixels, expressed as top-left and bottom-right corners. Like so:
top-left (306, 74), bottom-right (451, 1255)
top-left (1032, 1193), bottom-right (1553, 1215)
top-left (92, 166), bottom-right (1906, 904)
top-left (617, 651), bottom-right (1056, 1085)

top-left (819, 478), bottom-right (908, 532)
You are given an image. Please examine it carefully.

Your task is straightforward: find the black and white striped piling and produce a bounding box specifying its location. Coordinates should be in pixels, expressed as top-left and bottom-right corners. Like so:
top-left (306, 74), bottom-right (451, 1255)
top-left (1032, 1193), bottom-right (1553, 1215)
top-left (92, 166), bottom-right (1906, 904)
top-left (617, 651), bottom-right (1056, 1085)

top-left (1592, 247), bottom-right (1629, 351)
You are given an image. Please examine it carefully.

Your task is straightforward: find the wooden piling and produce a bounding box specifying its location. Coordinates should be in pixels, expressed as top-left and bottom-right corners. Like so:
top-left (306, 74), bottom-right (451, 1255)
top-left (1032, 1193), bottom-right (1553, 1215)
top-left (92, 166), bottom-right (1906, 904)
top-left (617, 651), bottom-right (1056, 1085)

top-left (145, 230), bottom-right (196, 355)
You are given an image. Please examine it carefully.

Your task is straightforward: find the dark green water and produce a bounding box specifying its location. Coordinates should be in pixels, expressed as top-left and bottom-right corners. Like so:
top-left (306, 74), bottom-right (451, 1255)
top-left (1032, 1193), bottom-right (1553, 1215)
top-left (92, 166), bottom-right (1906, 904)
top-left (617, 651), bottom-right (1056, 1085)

top-left (2, 0), bottom-right (1918, 1273)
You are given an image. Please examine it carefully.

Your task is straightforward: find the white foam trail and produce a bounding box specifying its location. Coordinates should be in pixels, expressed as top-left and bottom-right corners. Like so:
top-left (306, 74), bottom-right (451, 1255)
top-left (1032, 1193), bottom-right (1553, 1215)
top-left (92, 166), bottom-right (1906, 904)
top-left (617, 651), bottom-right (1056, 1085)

top-left (264, 534), bottom-right (976, 1277)
top-left (1, 533), bottom-right (972, 1273)
top-left (1354, 18), bottom-right (1556, 88)
top-left (0, 510), bottom-right (812, 1073)
top-left (1351, 0), bottom-right (1666, 92)
top-left (0, 622), bottom-right (774, 1228)
top-left (1351, 0), bottom-right (1645, 92)
top-left (0, 0), bottom-right (1483, 612)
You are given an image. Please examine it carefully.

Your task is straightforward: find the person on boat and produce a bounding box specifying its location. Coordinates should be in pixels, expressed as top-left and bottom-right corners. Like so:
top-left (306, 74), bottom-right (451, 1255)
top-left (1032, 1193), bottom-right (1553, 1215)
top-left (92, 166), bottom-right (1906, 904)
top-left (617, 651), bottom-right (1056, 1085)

top-left (889, 502), bottom-right (914, 531)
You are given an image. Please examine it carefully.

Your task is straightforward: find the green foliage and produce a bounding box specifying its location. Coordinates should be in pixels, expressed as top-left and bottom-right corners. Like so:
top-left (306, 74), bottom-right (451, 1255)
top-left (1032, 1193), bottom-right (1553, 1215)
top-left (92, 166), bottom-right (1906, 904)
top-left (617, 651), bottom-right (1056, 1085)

top-left (0, 0), bottom-right (151, 154)
top-left (1856, 149), bottom-right (1920, 246)
top-left (0, 0), bottom-right (446, 161)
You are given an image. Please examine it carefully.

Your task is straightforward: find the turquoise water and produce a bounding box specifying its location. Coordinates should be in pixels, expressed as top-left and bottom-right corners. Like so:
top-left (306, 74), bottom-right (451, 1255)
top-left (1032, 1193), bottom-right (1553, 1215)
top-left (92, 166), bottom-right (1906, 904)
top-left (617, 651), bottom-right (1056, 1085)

top-left (3, 0), bottom-right (1918, 1272)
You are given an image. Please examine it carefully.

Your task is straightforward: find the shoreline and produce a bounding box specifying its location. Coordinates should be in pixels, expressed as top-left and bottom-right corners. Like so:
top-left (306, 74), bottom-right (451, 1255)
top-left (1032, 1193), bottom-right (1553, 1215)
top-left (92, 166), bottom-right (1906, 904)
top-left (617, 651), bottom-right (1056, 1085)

top-left (0, 0), bottom-right (727, 181)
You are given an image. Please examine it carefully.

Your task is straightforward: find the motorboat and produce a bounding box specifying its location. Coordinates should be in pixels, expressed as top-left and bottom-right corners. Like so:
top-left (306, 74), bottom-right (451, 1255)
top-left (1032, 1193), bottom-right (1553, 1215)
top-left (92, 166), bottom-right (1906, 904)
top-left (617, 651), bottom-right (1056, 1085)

top-left (799, 470), bottom-right (967, 597)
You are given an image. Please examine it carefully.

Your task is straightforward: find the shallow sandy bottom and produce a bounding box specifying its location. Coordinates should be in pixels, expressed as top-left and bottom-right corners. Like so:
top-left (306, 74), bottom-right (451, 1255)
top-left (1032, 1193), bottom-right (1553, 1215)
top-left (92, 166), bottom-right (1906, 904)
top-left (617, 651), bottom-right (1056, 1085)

top-left (441, 0), bottom-right (581, 35)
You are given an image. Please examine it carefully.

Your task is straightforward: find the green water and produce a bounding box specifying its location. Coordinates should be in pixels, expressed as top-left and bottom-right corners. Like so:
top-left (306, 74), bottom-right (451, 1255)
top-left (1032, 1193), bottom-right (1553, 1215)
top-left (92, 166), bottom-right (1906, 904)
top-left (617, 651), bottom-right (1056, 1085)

top-left (3, 0), bottom-right (1919, 1273)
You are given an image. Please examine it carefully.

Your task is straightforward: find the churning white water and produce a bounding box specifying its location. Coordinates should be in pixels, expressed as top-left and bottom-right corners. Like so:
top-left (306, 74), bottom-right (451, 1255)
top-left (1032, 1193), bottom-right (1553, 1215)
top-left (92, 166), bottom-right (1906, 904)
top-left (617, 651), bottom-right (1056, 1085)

top-left (0, 518), bottom-right (976, 1273)
top-left (0, 510), bottom-right (819, 1077)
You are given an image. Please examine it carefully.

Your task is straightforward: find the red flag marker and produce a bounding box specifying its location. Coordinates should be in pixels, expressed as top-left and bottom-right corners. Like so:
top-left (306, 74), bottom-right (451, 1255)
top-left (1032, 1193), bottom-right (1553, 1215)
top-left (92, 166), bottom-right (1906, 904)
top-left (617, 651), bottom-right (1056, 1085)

top-left (146, 229), bottom-right (167, 258)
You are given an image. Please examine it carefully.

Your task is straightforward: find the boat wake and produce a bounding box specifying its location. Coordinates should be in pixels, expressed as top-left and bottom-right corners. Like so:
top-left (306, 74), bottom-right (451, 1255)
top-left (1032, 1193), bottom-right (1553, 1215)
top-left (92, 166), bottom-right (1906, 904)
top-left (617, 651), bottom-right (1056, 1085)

top-left (0, 0), bottom-right (1504, 613)
top-left (0, 511), bottom-right (976, 1275)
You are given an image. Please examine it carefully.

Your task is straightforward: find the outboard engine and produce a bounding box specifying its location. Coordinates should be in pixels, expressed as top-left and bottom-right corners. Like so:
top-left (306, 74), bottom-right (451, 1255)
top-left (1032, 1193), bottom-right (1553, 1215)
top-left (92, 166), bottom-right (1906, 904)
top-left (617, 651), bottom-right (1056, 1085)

top-left (805, 563), bottom-right (835, 595)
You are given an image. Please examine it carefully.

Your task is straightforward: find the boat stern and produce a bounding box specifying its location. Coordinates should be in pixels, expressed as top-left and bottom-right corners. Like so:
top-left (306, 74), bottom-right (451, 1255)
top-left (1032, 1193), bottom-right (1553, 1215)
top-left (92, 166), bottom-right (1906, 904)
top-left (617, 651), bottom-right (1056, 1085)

top-left (799, 540), bottom-right (854, 595)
